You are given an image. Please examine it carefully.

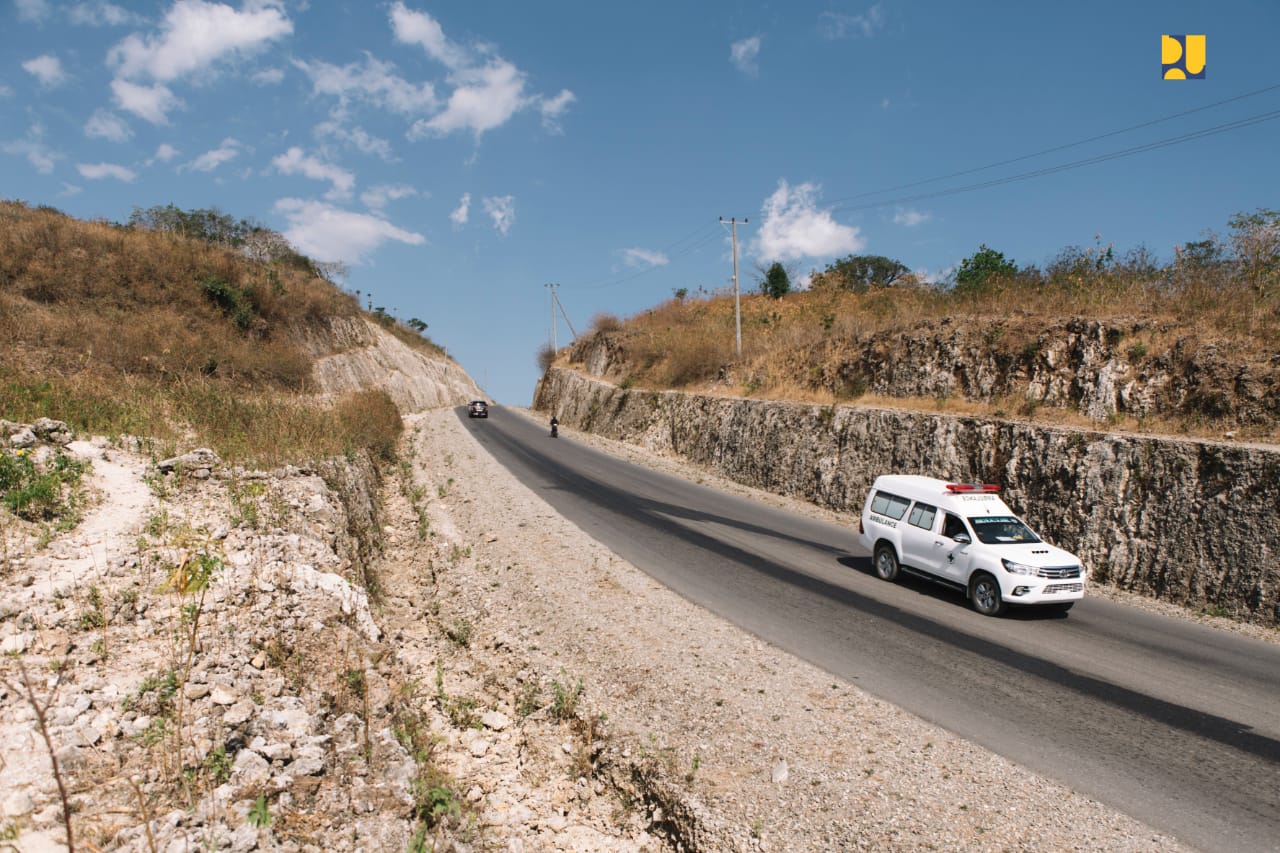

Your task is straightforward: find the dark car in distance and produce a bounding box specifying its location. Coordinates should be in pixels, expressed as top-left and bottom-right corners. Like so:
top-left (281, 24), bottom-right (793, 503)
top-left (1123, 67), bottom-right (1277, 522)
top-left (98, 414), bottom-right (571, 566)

top-left (468, 400), bottom-right (489, 418)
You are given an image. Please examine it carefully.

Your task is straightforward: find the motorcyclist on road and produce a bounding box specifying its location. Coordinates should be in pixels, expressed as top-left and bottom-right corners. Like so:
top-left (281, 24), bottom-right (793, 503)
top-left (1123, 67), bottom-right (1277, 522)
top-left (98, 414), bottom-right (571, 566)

top-left (550, 415), bottom-right (559, 438)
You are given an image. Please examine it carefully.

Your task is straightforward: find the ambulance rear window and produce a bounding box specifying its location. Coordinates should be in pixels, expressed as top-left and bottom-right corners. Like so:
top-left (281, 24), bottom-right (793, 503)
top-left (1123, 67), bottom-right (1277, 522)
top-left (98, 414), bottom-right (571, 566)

top-left (871, 491), bottom-right (911, 520)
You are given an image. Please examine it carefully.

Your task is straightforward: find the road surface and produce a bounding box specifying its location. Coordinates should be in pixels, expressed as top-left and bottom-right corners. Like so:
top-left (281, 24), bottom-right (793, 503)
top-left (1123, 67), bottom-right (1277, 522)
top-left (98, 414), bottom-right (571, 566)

top-left (460, 406), bottom-right (1280, 853)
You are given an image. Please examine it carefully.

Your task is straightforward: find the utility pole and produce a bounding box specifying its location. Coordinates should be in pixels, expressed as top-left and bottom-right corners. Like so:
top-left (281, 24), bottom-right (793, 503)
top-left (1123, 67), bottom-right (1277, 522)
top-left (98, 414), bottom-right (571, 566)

top-left (544, 283), bottom-right (559, 352)
top-left (552, 288), bottom-right (578, 341)
top-left (720, 217), bottom-right (749, 357)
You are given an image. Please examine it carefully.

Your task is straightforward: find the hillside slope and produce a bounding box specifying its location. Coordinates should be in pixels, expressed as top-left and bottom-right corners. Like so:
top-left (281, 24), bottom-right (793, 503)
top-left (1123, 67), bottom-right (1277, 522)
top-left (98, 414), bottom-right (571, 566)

top-left (0, 200), bottom-right (479, 463)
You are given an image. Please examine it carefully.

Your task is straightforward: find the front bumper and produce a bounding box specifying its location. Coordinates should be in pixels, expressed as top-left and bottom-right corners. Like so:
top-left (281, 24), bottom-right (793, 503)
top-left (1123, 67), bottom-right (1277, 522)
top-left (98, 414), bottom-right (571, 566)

top-left (999, 577), bottom-right (1085, 605)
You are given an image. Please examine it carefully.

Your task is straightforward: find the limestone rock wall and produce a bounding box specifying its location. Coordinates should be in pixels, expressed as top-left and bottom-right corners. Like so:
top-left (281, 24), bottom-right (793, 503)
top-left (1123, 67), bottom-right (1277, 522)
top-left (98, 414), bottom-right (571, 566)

top-left (535, 367), bottom-right (1280, 624)
top-left (568, 318), bottom-right (1280, 425)
top-left (308, 316), bottom-right (482, 413)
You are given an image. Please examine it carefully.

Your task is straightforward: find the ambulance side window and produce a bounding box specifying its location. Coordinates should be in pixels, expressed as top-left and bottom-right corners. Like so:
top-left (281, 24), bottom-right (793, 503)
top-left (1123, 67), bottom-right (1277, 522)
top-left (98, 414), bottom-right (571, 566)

top-left (908, 502), bottom-right (937, 531)
top-left (870, 491), bottom-right (911, 521)
top-left (942, 513), bottom-right (968, 540)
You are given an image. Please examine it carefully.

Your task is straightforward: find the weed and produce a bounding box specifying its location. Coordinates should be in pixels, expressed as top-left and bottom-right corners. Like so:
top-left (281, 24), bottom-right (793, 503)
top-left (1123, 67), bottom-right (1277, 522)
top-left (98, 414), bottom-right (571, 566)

top-left (445, 619), bottom-right (472, 648)
top-left (204, 744), bottom-right (232, 785)
top-left (247, 794), bottom-right (271, 828)
top-left (0, 448), bottom-right (87, 523)
top-left (551, 673), bottom-right (583, 721)
top-left (515, 682), bottom-right (542, 718)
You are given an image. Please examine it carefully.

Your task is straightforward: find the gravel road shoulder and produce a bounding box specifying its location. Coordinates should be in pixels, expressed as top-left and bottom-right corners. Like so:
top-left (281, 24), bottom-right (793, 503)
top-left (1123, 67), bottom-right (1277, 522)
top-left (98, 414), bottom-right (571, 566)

top-left (409, 407), bottom-right (1189, 851)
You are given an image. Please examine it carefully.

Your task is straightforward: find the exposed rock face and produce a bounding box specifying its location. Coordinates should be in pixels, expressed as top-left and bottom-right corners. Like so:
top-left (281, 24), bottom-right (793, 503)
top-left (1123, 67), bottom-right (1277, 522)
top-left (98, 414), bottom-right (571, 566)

top-left (535, 367), bottom-right (1280, 624)
top-left (307, 316), bottom-right (482, 412)
top-left (569, 317), bottom-right (1280, 426)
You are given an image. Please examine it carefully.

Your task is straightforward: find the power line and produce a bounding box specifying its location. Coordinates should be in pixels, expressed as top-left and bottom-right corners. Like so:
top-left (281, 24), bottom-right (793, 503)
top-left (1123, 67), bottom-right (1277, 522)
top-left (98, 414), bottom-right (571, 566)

top-left (830, 107), bottom-right (1280, 214)
top-left (573, 223), bottom-right (722, 291)
top-left (827, 82), bottom-right (1280, 206)
top-left (565, 84), bottom-right (1280, 294)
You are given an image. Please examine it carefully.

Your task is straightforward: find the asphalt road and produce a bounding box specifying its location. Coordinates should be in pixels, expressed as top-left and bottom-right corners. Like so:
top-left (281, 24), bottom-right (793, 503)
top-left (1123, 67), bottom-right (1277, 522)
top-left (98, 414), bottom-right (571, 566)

top-left (460, 406), bottom-right (1280, 853)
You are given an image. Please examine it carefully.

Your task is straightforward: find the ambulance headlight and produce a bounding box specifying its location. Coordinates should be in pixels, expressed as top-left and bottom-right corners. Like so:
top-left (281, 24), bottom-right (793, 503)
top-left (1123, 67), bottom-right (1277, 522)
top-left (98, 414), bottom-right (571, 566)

top-left (1001, 559), bottom-right (1036, 576)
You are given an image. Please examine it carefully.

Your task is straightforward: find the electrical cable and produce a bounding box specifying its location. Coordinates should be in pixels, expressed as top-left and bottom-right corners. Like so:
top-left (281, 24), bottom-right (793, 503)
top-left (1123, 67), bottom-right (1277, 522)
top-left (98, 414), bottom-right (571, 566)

top-left (827, 82), bottom-right (1280, 205)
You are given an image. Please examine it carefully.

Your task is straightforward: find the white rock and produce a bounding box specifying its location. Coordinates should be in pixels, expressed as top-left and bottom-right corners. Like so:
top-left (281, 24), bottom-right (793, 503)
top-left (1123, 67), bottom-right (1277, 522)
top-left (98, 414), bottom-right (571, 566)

top-left (2, 791), bottom-right (34, 817)
top-left (231, 749), bottom-right (271, 789)
top-left (469, 738), bottom-right (491, 758)
top-left (0, 632), bottom-right (32, 654)
top-left (770, 758), bottom-right (789, 784)
top-left (184, 683), bottom-right (212, 700)
top-left (210, 686), bottom-right (238, 706)
top-left (224, 701), bottom-right (254, 726)
top-left (481, 710), bottom-right (511, 731)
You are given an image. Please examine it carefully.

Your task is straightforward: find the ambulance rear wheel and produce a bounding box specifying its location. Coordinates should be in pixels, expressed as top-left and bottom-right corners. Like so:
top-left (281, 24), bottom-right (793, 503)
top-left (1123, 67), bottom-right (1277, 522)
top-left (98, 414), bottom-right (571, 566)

top-left (874, 544), bottom-right (900, 582)
top-left (969, 572), bottom-right (1006, 616)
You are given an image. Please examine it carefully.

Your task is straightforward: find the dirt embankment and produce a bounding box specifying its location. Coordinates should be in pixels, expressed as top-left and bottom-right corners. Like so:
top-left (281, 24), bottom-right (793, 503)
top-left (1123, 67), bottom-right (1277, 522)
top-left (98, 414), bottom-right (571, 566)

top-left (1, 410), bottom-right (1193, 852)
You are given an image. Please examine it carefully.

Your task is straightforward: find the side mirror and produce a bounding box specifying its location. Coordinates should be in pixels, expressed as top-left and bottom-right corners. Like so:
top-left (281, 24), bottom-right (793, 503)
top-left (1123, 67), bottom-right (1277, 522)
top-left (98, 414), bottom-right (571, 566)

top-left (953, 533), bottom-right (971, 545)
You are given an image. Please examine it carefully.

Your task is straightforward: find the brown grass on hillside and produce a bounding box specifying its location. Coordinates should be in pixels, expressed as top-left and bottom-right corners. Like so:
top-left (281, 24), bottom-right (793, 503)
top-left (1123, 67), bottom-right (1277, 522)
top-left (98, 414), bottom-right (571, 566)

top-left (0, 201), bottom-right (413, 464)
top-left (566, 246), bottom-right (1280, 439)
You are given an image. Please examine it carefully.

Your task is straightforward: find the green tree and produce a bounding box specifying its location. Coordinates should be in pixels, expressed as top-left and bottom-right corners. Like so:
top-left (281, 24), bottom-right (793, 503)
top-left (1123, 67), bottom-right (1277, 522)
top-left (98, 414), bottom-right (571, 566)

top-left (1227, 208), bottom-right (1280, 295)
top-left (760, 262), bottom-right (791, 298)
top-left (811, 254), bottom-right (909, 292)
top-left (953, 245), bottom-right (1017, 294)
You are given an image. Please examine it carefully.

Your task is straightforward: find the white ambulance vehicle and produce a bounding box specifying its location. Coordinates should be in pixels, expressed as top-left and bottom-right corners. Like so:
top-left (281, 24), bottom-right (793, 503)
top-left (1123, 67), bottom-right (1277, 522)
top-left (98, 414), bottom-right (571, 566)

top-left (858, 475), bottom-right (1086, 616)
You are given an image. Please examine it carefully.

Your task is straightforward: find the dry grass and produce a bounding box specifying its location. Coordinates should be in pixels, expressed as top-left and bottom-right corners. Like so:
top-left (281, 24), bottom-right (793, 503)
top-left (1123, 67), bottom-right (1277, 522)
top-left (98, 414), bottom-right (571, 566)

top-left (0, 201), bottom-right (409, 464)
top-left (568, 248), bottom-right (1280, 440)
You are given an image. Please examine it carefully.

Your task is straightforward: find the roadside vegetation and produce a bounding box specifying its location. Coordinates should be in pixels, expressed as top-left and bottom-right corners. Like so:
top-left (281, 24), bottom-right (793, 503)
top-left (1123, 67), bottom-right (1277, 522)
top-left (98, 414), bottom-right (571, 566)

top-left (0, 200), bottom-right (435, 465)
top-left (564, 210), bottom-right (1280, 439)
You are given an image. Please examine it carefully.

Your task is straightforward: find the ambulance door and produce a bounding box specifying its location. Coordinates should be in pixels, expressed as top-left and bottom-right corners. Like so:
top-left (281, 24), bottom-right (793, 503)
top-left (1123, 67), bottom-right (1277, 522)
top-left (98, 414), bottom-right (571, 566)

top-left (933, 512), bottom-right (974, 583)
top-left (900, 501), bottom-right (939, 576)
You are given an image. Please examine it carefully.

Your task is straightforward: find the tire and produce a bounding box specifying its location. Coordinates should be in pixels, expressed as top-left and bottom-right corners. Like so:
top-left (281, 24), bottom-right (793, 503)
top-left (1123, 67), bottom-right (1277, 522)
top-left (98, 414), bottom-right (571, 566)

top-left (873, 543), bottom-right (900, 582)
top-left (969, 572), bottom-right (1006, 616)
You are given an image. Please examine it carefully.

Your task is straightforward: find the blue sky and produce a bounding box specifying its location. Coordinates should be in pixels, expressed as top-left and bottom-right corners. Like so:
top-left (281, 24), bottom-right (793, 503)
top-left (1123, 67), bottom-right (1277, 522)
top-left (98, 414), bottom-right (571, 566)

top-left (3, 1), bottom-right (1278, 404)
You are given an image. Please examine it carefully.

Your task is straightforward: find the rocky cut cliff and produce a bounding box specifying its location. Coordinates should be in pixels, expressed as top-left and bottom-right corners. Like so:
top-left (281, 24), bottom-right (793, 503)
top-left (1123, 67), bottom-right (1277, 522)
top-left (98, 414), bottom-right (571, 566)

top-left (573, 315), bottom-right (1280, 429)
top-left (535, 366), bottom-right (1280, 625)
top-left (300, 315), bottom-right (483, 412)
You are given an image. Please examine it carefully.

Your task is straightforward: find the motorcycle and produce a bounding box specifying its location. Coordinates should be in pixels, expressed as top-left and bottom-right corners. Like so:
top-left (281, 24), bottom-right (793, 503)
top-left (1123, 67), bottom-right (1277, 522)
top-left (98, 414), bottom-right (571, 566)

top-left (550, 417), bottom-right (559, 438)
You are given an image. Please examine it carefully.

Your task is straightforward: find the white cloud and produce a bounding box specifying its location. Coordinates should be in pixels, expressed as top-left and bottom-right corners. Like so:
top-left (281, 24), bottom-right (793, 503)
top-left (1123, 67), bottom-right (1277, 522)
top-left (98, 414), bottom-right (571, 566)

top-left (0, 83), bottom-right (12, 98)
top-left (77, 161), bottom-right (137, 181)
top-left (893, 208), bottom-right (930, 227)
top-left (316, 121), bottom-right (395, 160)
top-left (389, 2), bottom-right (468, 70)
top-left (110, 79), bottom-right (181, 124)
top-left (820, 4), bottom-right (885, 39)
top-left (730, 36), bottom-right (761, 76)
top-left (23, 54), bottom-right (67, 87)
top-left (84, 109), bottom-right (132, 142)
top-left (187, 137), bottom-right (241, 172)
top-left (361, 183), bottom-right (417, 209)
top-left (252, 67), bottom-right (284, 85)
top-left (274, 198), bottom-right (425, 264)
top-left (153, 143), bottom-right (178, 162)
top-left (60, 182), bottom-right (83, 196)
top-left (753, 180), bottom-right (864, 261)
top-left (482, 195), bottom-right (515, 236)
top-left (540, 89), bottom-right (575, 133)
top-left (70, 1), bottom-right (142, 26)
top-left (3, 137), bottom-right (59, 174)
top-left (294, 56), bottom-right (437, 115)
top-left (449, 192), bottom-right (470, 226)
top-left (108, 0), bottom-right (292, 83)
top-left (621, 248), bottom-right (670, 268)
top-left (15, 0), bottom-right (50, 22)
top-left (272, 146), bottom-right (354, 199)
top-left (410, 60), bottom-right (527, 139)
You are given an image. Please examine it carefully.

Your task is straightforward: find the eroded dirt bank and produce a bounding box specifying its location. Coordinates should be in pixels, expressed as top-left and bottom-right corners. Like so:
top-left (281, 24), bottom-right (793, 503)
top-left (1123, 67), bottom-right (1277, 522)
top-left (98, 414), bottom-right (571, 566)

top-left (1, 411), bottom-right (1189, 851)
